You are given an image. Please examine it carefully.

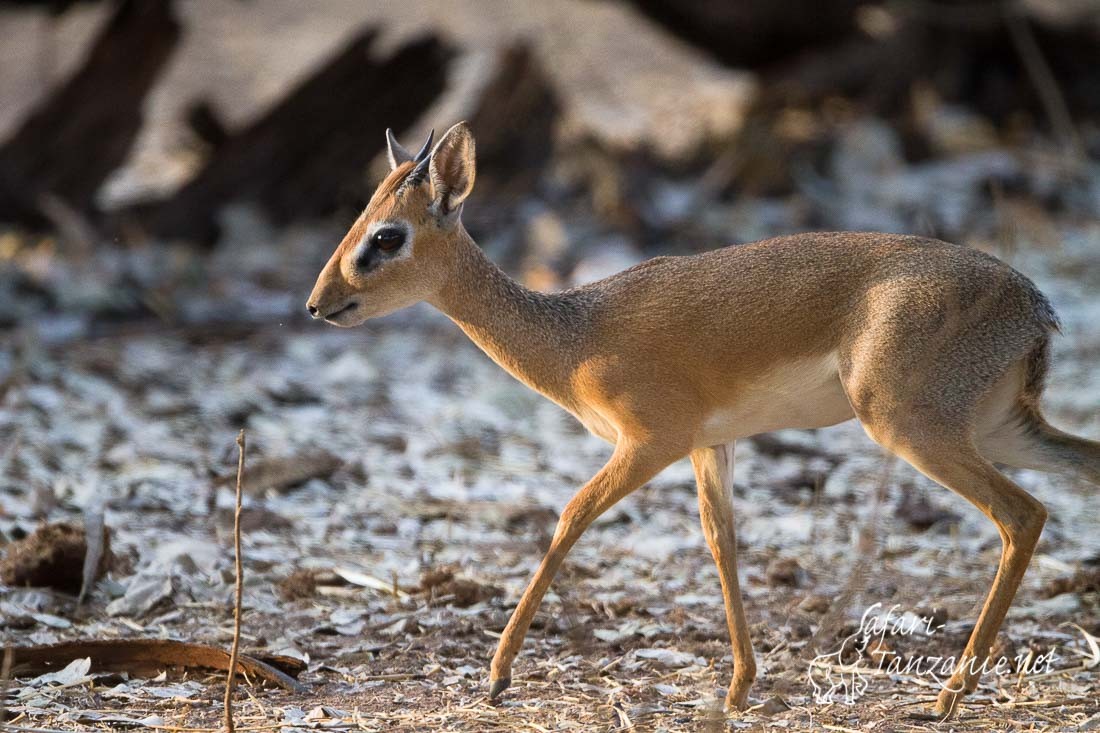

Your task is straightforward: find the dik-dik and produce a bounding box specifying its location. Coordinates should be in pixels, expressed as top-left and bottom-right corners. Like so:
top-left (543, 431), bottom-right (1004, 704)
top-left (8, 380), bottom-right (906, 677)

top-left (307, 122), bottom-right (1100, 718)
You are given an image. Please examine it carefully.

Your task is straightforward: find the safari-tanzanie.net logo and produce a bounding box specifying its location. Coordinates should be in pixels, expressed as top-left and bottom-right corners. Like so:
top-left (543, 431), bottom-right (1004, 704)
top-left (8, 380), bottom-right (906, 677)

top-left (804, 602), bottom-right (1092, 705)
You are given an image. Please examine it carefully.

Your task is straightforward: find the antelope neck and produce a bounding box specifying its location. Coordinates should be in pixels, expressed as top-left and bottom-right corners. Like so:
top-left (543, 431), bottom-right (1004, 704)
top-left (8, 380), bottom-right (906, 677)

top-left (430, 229), bottom-right (592, 404)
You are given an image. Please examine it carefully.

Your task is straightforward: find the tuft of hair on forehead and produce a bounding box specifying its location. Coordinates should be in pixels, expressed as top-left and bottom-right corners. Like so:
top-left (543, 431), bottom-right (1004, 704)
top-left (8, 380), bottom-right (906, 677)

top-left (337, 163), bottom-right (419, 254)
top-left (368, 161), bottom-right (417, 207)
top-left (359, 162), bottom-right (431, 226)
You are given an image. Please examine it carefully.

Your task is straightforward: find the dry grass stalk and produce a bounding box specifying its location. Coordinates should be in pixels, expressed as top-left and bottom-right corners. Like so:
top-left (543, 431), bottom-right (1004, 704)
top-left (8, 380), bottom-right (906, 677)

top-left (223, 429), bottom-right (247, 733)
top-left (806, 455), bottom-right (896, 654)
top-left (0, 645), bottom-right (12, 724)
top-left (1002, 11), bottom-right (1083, 164)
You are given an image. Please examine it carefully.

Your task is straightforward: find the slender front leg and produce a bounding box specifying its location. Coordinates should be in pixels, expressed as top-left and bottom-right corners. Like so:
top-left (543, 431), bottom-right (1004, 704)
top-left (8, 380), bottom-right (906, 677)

top-left (691, 442), bottom-right (756, 710)
top-left (489, 441), bottom-right (675, 699)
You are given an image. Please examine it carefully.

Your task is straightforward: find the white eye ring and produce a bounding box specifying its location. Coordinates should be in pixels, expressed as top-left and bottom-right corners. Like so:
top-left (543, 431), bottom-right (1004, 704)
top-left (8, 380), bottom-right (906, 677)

top-left (356, 220), bottom-right (412, 263)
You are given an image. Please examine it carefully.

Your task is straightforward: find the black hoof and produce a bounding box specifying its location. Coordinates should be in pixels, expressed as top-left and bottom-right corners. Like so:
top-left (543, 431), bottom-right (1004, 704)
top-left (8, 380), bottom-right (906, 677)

top-left (489, 677), bottom-right (511, 700)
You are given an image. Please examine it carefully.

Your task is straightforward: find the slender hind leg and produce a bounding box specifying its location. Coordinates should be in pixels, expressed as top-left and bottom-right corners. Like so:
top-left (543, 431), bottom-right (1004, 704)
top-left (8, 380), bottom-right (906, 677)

top-left (691, 443), bottom-right (756, 710)
top-left (882, 436), bottom-right (1047, 718)
top-left (840, 269), bottom-right (1057, 716)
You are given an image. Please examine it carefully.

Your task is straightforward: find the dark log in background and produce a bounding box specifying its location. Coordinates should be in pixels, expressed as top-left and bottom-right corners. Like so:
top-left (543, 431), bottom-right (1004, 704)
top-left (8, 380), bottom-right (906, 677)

top-left (1, 0), bottom-right (1098, 244)
top-left (644, 0), bottom-right (1100, 135)
top-left (0, 0), bottom-right (180, 229)
top-left (460, 43), bottom-right (561, 241)
top-left (467, 44), bottom-right (560, 201)
top-left (624, 0), bottom-right (865, 68)
top-left (123, 31), bottom-right (453, 245)
top-left (763, 13), bottom-right (1100, 125)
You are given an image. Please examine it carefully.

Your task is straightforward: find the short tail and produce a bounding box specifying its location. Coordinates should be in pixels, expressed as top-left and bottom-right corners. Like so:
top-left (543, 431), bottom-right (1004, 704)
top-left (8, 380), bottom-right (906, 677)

top-left (1008, 334), bottom-right (1100, 486)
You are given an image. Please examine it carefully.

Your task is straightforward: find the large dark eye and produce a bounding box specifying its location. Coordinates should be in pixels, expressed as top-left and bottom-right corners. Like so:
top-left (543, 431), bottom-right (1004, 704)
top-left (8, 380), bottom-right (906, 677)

top-left (372, 228), bottom-right (405, 252)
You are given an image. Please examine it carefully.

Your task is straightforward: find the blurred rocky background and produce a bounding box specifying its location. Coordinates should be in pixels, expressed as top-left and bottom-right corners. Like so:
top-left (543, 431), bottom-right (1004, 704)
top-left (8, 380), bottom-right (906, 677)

top-left (0, 0), bottom-right (1098, 337)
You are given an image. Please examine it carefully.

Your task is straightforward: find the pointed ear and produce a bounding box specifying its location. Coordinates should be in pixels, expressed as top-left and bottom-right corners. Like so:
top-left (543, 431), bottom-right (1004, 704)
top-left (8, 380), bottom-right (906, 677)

top-left (385, 128), bottom-right (413, 170)
top-left (428, 122), bottom-right (476, 215)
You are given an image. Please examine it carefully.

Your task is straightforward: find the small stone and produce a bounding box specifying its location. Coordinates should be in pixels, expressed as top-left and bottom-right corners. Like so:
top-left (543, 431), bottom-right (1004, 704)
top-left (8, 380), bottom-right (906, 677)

top-left (766, 557), bottom-right (806, 588)
top-left (798, 594), bottom-right (831, 614)
top-left (277, 569), bottom-right (318, 601)
top-left (758, 695), bottom-right (790, 716)
top-left (106, 574), bottom-right (173, 618)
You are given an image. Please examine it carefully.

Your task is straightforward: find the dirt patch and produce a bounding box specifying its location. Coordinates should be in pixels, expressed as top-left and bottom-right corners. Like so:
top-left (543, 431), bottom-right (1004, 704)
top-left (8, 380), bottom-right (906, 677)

top-left (1042, 566), bottom-right (1100, 598)
top-left (0, 522), bottom-right (109, 593)
top-left (277, 568), bottom-right (319, 601)
top-left (419, 565), bottom-right (503, 608)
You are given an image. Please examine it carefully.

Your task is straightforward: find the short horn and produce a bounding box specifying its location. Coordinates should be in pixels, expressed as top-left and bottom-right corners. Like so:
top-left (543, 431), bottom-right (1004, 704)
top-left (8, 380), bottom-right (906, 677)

top-left (386, 128), bottom-right (413, 170)
top-left (405, 154), bottom-right (431, 188)
top-left (413, 129), bottom-right (435, 163)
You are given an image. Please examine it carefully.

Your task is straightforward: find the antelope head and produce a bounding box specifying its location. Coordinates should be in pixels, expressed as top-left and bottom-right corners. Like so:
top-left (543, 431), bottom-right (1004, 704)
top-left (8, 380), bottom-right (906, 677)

top-left (306, 122), bottom-right (476, 326)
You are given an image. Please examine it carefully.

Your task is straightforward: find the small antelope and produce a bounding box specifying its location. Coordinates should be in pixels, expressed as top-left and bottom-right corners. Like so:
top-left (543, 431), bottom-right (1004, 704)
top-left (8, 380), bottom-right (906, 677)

top-left (307, 122), bottom-right (1100, 717)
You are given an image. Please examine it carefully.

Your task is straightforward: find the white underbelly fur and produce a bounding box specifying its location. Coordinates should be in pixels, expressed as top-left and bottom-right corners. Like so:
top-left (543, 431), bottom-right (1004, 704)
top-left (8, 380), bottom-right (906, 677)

top-left (567, 352), bottom-right (855, 447)
top-left (696, 351), bottom-right (854, 447)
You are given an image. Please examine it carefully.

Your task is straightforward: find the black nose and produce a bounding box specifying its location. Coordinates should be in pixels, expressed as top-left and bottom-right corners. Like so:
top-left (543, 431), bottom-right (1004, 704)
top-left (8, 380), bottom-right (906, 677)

top-left (307, 304), bottom-right (318, 316)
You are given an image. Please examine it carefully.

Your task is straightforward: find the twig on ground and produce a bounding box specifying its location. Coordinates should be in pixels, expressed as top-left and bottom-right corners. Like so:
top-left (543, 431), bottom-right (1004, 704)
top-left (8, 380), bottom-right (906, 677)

top-left (359, 672), bottom-right (426, 682)
top-left (223, 429), bottom-right (247, 733)
top-left (332, 567), bottom-right (412, 599)
top-left (1, 725), bottom-right (76, 733)
top-left (0, 645), bottom-right (12, 723)
top-left (701, 694), bottom-right (725, 733)
top-left (806, 455), bottom-right (896, 653)
top-left (609, 697), bottom-right (633, 730)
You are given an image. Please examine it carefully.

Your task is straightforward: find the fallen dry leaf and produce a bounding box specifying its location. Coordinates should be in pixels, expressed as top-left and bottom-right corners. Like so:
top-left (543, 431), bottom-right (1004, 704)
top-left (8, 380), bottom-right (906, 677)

top-left (8, 639), bottom-right (307, 693)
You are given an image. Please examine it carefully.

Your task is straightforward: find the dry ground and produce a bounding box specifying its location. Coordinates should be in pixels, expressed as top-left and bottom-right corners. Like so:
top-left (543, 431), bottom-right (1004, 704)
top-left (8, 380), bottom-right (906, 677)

top-left (2, 232), bottom-right (1100, 731)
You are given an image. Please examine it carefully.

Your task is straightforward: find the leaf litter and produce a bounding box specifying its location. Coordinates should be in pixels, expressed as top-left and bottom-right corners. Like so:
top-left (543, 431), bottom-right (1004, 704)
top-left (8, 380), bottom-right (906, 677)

top-left (3, 318), bottom-right (1099, 733)
top-left (1, 190), bottom-right (1100, 730)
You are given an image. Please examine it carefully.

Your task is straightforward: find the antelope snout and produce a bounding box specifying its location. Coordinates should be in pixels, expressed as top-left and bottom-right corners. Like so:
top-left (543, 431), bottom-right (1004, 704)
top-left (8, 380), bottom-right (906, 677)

top-left (306, 293), bottom-right (361, 325)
